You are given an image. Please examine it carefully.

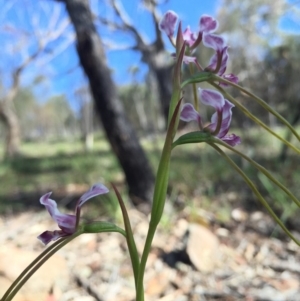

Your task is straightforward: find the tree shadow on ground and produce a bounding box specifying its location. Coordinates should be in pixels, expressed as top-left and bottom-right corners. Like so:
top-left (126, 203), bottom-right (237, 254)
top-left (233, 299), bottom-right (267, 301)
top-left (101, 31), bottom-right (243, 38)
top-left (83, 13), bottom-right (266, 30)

top-left (0, 150), bottom-right (120, 214)
top-left (7, 150), bottom-right (112, 174)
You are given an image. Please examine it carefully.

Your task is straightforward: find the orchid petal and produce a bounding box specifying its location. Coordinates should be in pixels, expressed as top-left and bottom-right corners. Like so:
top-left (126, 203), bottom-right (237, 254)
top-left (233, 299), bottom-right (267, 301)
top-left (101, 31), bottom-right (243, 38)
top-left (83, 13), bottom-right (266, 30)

top-left (199, 15), bottom-right (218, 33)
top-left (40, 192), bottom-right (76, 230)
top-left (220, 73), bottom-right (239, 87)
top-left (199, 88), bottom-right (225, 112)
top-left (218, 47), bottom-right (229, 75)
top-left (207, 46), bottom-right (228, 75)
top-left (221, 134), bottom-right (241, 146)
top-left (203, 33), bottom-right (225, 51)
top-left (40, 192), bottom-right (57, 218)
top-left (207, 52), bottom-right (218, 69)
top-left (37, 230), bottom-right (67, 245)
top-left (209, 99), bottom-right (234, 137)
top-left (183, 55), bottom-right (197, 65)
top-left (55, 214), bottom-right (76, 231)
top-left (159, 10), bottom-right (178, 37)
top-left (77, 183), bottom-right (109, 208)
top-left (218, 100), bottom-right (234, 137)
top-left (183, 26), bottom-right (196, 47)
top-left (180, 103), bottom-right (201, 124)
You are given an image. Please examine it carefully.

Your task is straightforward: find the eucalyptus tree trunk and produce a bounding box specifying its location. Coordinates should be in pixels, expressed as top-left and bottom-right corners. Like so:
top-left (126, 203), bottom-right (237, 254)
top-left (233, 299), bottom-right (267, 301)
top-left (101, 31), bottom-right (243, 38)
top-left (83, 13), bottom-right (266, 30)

top-left (61, 0), bottom-right (154, 206)
top-left (0, 100), bottom-right (21, 159)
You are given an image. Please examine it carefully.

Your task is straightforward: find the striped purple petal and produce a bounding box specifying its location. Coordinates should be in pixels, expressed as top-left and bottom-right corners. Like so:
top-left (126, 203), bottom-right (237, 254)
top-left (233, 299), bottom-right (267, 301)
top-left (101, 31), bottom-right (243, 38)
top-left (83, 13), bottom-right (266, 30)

top-left (199, 88), bottom-right (225, 112)
top-left (183, 26), bottom-right (196, 47)
top-left (199, 15), bottom-right (218, 33)
top-left (203, 33), bottom-right (225, 51)
top-left (208, 99), bottom-right (234, 137)
top-left (159, 10), bottom-right (178, 37)
top-left (40, 192), bottom-right (76, 231)
top-left (180, 103), bottom-right (202, 125)
top-left (220, 73), bottom-right (239, 87)
top-left (37, 230), bottom-right (68, 245)
top-left (77, 183), bottom-right (109, 207)
top-left (221, 134), bottom-right (241, 146)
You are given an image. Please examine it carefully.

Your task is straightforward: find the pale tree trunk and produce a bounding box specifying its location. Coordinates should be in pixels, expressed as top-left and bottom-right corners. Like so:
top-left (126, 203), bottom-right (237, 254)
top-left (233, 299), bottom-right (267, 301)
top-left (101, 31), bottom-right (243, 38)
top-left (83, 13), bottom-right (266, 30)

top-left (78, 90), bottom-right (94, 151)
top-left (61, 0), bottom-right (155, 208)
top-left (0, 69), bottom-right (22, 159)
top-left (0, 102), bottom-right (21, 158)
top-left (0, 2), bottom-right (74, 158)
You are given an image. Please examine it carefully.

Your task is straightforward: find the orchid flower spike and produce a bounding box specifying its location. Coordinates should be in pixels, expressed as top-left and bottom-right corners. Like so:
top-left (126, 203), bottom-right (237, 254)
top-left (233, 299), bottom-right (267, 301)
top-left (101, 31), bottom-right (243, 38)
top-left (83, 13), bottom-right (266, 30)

top-left (159, 11), bottom-right (238, 82)
top-left (38, 183), bottom-right (109, 245)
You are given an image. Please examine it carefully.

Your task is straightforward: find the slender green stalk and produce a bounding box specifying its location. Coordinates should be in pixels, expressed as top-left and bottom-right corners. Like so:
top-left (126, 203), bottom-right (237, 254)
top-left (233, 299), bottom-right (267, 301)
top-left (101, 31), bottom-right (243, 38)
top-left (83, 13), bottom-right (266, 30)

top-left (180, 71), bottom-right (214, 88)
top-left (192, 80), bottom-right (198, 111)
top-left (152, 101), bottom-right (182, 223)
top-left (1, 236), bottom-right (70, 301)
top-left (208, 143), bottom-right (300, 246)
top-left (3, 232), bottom-right (82, 301)
top-left (212, 83), bottom-right (300, 155)
top-left (213, 138), bottom-right (300, 208)
top-left (136, 101), bottom-right (181, 301)
top-left (112, 184), bottom-right (140, 288)
top-left (212, 75), bottom-right (300, 142)
top-left (188, 63), bottom-right (199, 111)
top-left (167, 43), bottom-right (185, 126)
top-left (136, 131), bottom-right (172, 301)
top-left (136, 220), bottom-right (157, 301)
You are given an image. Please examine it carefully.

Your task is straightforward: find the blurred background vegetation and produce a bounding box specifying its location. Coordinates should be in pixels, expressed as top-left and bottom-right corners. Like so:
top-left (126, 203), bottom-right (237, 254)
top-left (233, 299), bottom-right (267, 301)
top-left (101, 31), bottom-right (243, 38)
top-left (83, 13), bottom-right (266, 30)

top-left (0, 0), bottom-right (300, 230)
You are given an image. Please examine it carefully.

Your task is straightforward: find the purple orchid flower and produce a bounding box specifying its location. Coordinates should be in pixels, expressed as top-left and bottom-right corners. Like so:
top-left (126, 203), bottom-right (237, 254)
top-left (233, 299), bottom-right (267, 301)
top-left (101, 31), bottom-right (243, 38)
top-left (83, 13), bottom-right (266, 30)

top-left (201, 23), bottom-right (238, 85)
top-left (206, 46), bottom-right (229, 75)
top-left (208, 99), bottom-right (235, 138)
top-left (38, 183), bottom-right (109, 245)
top-left (159, 11), bottom-right (238, 83)
top-left (180, 88), bottom-right (241, 146)
top-left (182, 15), bottom-right (219, 50)
top-left (204, 40), bottom-right (239, 86)
top-left (183, 15), bottom-right (219, 48)
top-left (159, 11), bottom-right (219, 50)
top-left (203, 34), bottom-right (229, 76)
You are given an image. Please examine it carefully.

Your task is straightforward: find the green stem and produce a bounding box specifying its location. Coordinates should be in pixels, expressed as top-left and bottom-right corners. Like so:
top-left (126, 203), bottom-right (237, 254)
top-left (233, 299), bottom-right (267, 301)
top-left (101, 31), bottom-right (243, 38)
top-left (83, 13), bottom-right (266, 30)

top-left (213, 138), bottom-right (300, 208)
top-left (112, 184), bottom-right (140, 288)
top-left (168, 41), bottom-right (185, 126)
top-left (136, 101), bottom-right (181, 301)
top-left (212, 83), bottom-right (300, 155)
top-left (208, 143), bottom-right (300, 246)
top-left (2, 232), bottom-right (82, 301)
top-left (1, 236), bottom-right (70, 301)
top-left (136, 140), bottom-right (172, 301)
top-left (188, 63), bottom-right (199, 111)
top-left (136, 220), bottom-right (157, 301)
top-left (212, 75), bottom-right (300, 142)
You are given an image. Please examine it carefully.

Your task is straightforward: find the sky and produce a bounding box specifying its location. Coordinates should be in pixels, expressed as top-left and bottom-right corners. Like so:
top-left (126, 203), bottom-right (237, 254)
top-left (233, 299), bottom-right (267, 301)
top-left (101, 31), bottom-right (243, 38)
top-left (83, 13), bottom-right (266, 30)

top-left (0, 0), bottom-right (300, 112)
